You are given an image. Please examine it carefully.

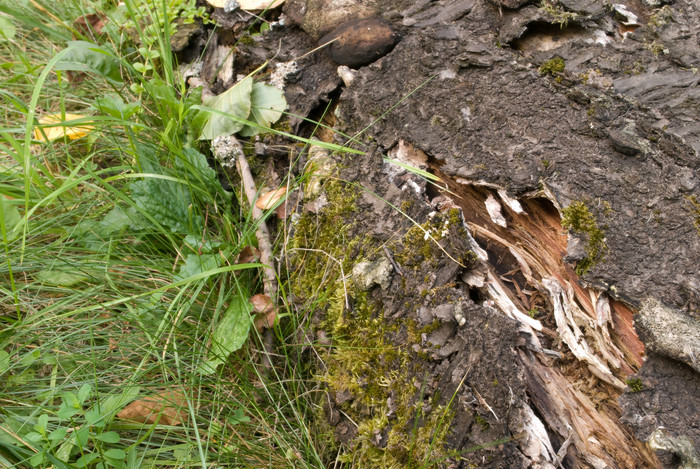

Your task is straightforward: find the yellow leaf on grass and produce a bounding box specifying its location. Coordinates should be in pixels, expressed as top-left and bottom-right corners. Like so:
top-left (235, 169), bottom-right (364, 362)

top-left (34, 113), bottom-right (93, 142)
top-left (116, 388), bottom-right (188, 426)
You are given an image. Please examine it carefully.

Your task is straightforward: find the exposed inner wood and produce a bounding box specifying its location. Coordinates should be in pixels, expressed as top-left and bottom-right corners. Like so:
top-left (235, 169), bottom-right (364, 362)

top-left (432, 173), bottom-right (656, 467)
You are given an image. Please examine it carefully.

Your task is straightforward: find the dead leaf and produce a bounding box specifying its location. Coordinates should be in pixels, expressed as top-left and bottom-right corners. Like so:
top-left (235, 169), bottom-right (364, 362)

top-left (73, 13), bottom-right (108, 37)
top-left (237, 245), bottom-right (259, 264)
top-left (276, 200), bottom-right (290, 219)
top-left (117, 388), bottom-right (188, 425)
top-left (206, 0), bottom-right (286, 10)
top-left (35, 114), bottom-right (93, 142)
top-left (250, 293), bottom-right (274, 313)
top-left (255, 186), bottom-right (288, 210)
top-left (254, 309), bottom-right (277, 331)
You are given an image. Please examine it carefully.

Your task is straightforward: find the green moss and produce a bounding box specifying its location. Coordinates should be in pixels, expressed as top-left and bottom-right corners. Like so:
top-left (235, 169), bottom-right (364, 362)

top-left (684, 195), bottom-right (700, 236)
top-left (625, 378), bottom-right (644, 393)
top-left (290, 176), bottom-right (456, 467)
top-left (400, 200), bottom-right (415, 212)
top-left (561, 201), bottom-right (608, 276)
top-left (538, 0), bottom-right (578, 28)
top-left (474, 414), bottom-right (490, 431)
top-left (539, 57), bottom-right (566, 76)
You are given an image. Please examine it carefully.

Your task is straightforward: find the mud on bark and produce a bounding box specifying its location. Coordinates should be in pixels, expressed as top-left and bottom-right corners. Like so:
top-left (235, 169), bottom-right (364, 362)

top-left (189, 0), bottom-right (700, 466)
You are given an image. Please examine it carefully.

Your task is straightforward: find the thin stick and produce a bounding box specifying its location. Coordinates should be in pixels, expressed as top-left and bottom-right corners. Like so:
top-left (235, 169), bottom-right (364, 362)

top-left (229, 137), bottom-right (278, 369)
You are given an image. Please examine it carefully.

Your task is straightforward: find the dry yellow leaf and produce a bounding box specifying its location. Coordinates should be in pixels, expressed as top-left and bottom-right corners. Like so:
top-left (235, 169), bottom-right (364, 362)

top-left (205, 0), bottom-right (286, 11)
top-left (117, 388), bottom-right (188, 426)
top-left (34, 113), bottom-right (93, 143)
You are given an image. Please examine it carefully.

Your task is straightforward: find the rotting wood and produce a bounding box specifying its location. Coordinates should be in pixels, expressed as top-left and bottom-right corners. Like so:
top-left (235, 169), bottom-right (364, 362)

top-left (428, 168), bottom-right (657, 466)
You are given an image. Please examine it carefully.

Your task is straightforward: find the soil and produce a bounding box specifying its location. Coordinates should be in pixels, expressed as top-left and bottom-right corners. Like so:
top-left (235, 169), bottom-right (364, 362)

top-left (188, 0), bottom-right (700, 466)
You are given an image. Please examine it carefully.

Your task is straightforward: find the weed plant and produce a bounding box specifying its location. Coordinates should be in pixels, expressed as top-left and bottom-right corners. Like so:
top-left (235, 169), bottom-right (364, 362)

top-left (0, 0), bottom-right (324, 467)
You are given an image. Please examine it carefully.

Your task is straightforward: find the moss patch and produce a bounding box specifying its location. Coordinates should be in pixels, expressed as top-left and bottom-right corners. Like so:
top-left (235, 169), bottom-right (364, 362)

top-left (561, 200), bottom-right (608, 276)
top-left (290, 177), bottom-right (459, 467)
top-left (684, 195), bottom-right (700, 236)
top-left (539, 57), bottom-right (566, 77)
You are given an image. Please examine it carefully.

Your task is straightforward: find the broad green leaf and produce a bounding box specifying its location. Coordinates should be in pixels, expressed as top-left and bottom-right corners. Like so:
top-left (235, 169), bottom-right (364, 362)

top-left (95, 431), bottom-right (120, 444)
top-left (0, 16), bottom-right (16, 41)
top-left (199, 77), bottom-right (253, 140)
top-left (57, 405), bottom-right (81, 420)
top-left (74, 425), bottom-right (90, 448)
top-left (200, 296), bottom-right (252, 374)
top-left (0, 197), bottom-right (20, 241)
top-left (130, 176), bottom-right (202, 235)
top-left (54, 41), bottom-right (122, 83)
top-left (20, 349), bottom-right (40, 367)
top-left (93, 95), bottom-right (140, 120)
top-left (29, 451), bottom-right (45, 466)
top-left (34, 414), bottom-right (48, 434)
top-left (85, 410), bottom-right (105, 428)
top-left (48, 427), bottom-right (67, 442)
top-left (177, 253), bottom-right (222, 280)
top-left (176, 148), bottom-right (221, 195)
top-left (104, 448), bottom-right (126, 459)
top-left (91, 386), bottom-right (140, 420)
top-left (78, 383), bottom-right (92, 405)
top-left (35, 269), bottom-right (89, 287)
top-left (183, 234), bottom-right (221, 254)
top-left (25, 431), bottom-right (42, 442)
top-left (239, 82), bottom-right (286, 137)
top-left (228, 407), bottom-right (250, 425)
top-left (0, 350), bottom-right (9, 374)
top-left (75, 452), bottom-right (99, 468)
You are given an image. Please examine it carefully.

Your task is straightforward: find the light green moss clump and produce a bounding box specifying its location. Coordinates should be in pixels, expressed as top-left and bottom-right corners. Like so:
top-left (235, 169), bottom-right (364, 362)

top-left (561, 201), bottom-right (608, 276)
top-left (684, 195), bottom-right (700, 236)
top-left (539, 57), bottom-right (566, 76)
top-left (290, 179), bottom-right (457, 467)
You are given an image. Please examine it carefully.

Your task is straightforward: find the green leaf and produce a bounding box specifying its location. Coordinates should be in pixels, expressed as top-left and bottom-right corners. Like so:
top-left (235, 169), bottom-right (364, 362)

top-left (58, 391), bottom-right (81, 419)
top-left (129, 176), bottom-right (202, 235)
top-left (93, 95), bottom-right (140, 120)
top-left (228, 407), bottom-right (250, 426)
top-left (183, 235), bottom-right (221, 255)
top-left (35, 269), bottom-right (89, 287)
top-left (1, 196), bottom-right (20, 240)
top-left (25, 431), bottom-right (42, 442)
top-left (75, 452), bottom-right (99, 468)
top-left (74, 425), bottom-right (89, 448)
top-left (0, 16), bottom-right (16, 41)
top-left (239, 82), bottom-right (286, 137)
top-left (200, 295), bottom-right (252, 373)
top-left (91, 386), bottom-right (140, 419)
top-left (104, 448), bottom-right (126, 459)
top-left (29, 451), bottom-right (45, 466)
top-left (199, 77), bottom-right (253, 140)
top-left (95, 431), bottom-right (120, 444)
top-left (48, 427), bottom-right (67, 442)
top-left (57, 406), bottom-right (80, 420)
top-left (0, 350), bottom-right (9, 374)
top-left (85, 410), bottom-right (105, 428)
top-left (34, 414), bottom-right (48, 434)
top-left (177, 253), bottom-right (222, 280)
top-left (78, 383), bottom-right (92, 405)
top-left (54, 41), bottom-right (122, 83)
top-left (178, 148), bottom-right (219, 191)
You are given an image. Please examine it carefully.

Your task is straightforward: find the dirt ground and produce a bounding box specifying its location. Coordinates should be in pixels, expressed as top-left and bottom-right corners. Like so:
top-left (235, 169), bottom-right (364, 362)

top-left (187, 0), bottom-right (700, 466)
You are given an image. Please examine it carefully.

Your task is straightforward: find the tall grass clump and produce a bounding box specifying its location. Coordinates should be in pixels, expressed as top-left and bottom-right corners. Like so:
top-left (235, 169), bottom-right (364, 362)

top-left (0, 1), bottom-right (325, 467)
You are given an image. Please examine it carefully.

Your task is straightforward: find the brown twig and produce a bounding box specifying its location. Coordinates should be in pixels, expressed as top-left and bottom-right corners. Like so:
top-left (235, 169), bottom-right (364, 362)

top-left (217, 136), bottom-right (278, 369)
